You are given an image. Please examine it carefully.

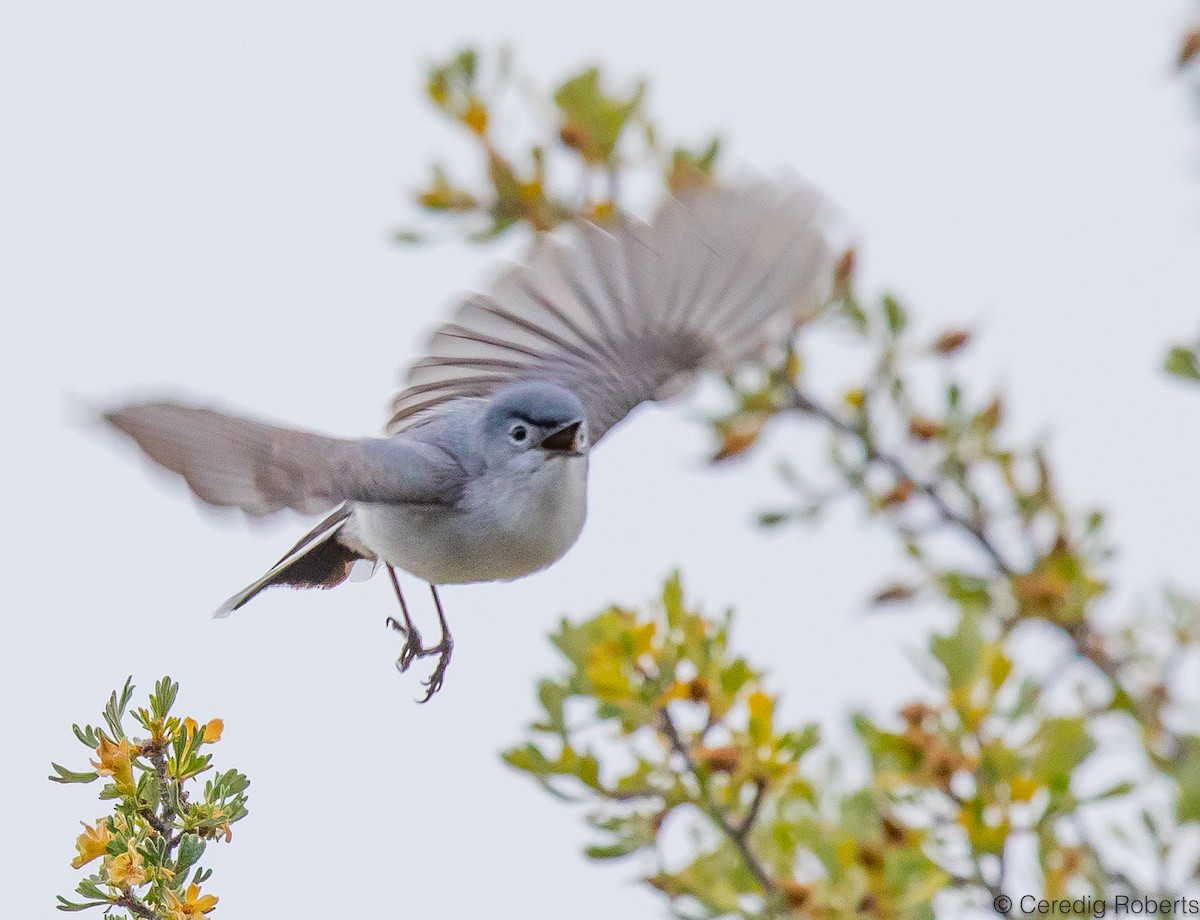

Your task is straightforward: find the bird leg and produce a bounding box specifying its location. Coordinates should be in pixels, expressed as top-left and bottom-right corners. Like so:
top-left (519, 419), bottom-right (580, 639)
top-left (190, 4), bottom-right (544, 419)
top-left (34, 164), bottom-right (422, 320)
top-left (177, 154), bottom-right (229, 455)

top-left (385, 565), bottom-right (423, 673)
top-left (384, 566), bottom-right (453, 701)
top-left (419, 584), bottom-right (454, 703)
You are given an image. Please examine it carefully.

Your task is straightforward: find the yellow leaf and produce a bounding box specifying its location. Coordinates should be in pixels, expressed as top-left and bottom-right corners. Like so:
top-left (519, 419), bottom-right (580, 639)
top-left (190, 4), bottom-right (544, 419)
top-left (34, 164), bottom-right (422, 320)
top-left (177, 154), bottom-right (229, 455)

top-left (1010, 775), bottom-right (1040, 802)
top-left (462, 98), bottom-right (488, 135)
top-left (585, 647), bottom-right (630, 700)
top-left (630, 622), bottom-right (657, 658)
top-left (747, 690), bottom-right (773, 746)
top-left (586, 200), bottom-right (615, 223)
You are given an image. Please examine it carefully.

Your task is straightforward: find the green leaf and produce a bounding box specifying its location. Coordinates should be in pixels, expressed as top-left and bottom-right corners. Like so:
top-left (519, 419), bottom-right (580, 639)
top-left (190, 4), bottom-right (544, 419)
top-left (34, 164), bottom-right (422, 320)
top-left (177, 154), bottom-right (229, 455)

top-left (882, 294), bottom-right (908, 336)
top-left (661, 572), bottom-right (684, 630)
top-left (1088, 780), bottom-right (1135, 803)
top-left (150, 676), bottom-right (179, 720)
top-left (502, 743), bottom-right (552, 776)
top-left (102, 677), bottom-right (134, 740)
top-left (175, 834), bottom-right (206, 877)
top-left (937, 571), bottom-right (991, 612)
top-left (49, 763), bottom-right (99, 784)
top-left (455, 48), bottom-right (478, 82)
top-left (777, 724), bottom-right (820, 761)
top-left (666, 136), bottom-right (723, 191)
top-left (840, 296), bottom-right (868, 333)
top-left (1034, 717), bottom-right (1094, 799)
top-left (1168, 735), bottom-right (1200, 822)
top-left (137, 767), bottom-right (160, 807)
top-left (533, 679), bottom-right (569, 734)
top-left (929, 606), bottom-right (985, 690)
top-left (718, 658), bottom-right (753, 698)
top-left (553, 67), bottom-right (645, 166)
top-left (72, 724), bottom-right (100, 748)
top-left (585, 839), bottom-right (642, 860)
top-left (757, 510), bottom-right (790, 527)
top-left (76, 879), bottom-right (110, 900)
top-left (1164, 345), bottom-right (1200, 383)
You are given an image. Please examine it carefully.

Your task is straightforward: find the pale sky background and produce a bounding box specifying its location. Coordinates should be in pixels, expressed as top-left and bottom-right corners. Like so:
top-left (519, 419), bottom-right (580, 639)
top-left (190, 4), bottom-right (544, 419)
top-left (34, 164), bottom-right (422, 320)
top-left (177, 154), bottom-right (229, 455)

top-left (3, 2), bottom-right (1199, 917)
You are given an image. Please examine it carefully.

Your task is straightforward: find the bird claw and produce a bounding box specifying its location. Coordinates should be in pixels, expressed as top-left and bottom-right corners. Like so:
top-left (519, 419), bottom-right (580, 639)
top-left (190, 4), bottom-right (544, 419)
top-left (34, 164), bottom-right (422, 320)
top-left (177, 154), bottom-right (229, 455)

top-left (386, 571), bottom-right (454, 701)
top-left (417, 638), bottom-right (453, 704)
top-left (388, 614), bottom-right (452, 700)
top-left (386, 616), bottom-right (423, 673)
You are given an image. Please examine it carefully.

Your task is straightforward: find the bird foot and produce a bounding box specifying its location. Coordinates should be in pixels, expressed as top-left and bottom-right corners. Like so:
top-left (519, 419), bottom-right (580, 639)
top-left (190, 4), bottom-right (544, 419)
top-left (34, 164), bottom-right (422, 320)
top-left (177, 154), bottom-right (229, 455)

top-left (386, 615), bottom-right (453, 702)
top-left (418, 634), bottom-right (454, 703)
top-left (386, 616), bottom-right (423, 673)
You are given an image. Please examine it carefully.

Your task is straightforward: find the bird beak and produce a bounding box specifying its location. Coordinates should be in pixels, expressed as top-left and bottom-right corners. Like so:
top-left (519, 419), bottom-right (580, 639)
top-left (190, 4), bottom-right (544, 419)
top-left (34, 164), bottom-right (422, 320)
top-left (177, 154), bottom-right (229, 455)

top-left (538, 420), bottom-right (584, 455)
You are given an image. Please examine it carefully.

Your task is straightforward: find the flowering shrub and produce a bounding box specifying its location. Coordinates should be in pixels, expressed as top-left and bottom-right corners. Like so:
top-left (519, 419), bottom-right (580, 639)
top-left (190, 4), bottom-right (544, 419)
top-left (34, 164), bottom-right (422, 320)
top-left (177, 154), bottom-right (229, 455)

top-left (51, 678), bottom-right (248, 919)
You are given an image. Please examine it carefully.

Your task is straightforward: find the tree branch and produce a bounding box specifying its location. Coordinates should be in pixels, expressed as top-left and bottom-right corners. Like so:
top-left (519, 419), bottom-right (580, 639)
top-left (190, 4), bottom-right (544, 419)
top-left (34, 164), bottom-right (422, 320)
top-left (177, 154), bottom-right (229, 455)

top-left (113, 892), bottom-right (159, 920)
top-left (657, 707), bottom-right (781, 911)
top-left (734, 778), bottom-right (767, 843)
top-left (785, 385), bottom-right (1015, 577)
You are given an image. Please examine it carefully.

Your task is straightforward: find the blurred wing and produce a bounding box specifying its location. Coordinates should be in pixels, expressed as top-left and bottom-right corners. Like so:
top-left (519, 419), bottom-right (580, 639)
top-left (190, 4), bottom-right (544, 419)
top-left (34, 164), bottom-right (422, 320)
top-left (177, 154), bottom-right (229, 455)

top-left (387, 178), bottom-right (838, 441)
top-left (104, 402), bottom-right (464, 517)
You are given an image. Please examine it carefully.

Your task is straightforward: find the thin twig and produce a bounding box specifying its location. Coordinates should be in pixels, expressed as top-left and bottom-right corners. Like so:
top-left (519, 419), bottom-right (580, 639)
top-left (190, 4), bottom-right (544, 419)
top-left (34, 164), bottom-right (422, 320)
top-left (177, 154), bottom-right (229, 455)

top-left (786, 386), bottom-right (1015, 576)
top-left (657, 707), bottom-right (781, 911)
top-left (113, 892), bottom-right (159, 920)
top-left (136, 805), bottom-right (170, 839)
top-left (735, 779), bottom-right (768, 843)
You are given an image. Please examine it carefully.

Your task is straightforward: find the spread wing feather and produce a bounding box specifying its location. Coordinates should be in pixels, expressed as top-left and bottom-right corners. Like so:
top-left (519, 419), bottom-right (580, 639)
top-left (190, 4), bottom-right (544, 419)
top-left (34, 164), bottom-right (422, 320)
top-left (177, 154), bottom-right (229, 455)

top-left (103, 402), bottom-right (464, 517)
top-left (387, 178), bottom-right (838, 441)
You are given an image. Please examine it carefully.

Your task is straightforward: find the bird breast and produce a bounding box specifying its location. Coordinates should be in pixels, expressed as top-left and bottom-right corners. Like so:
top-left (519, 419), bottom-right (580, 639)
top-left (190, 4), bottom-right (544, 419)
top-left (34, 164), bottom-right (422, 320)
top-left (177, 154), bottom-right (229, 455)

top-left (349, 454), bottom-right (588, 585)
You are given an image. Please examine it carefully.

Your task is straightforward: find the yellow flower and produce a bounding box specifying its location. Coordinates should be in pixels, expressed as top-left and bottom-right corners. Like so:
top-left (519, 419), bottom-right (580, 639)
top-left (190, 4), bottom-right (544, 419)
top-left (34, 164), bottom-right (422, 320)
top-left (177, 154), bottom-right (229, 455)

top-left (90, 733), bottom-right (135, 791)
top-left (166, 883), bottom-right (219, 918)
top-left (70, 818), bottom-right (112, 869)
top-left (103, 842), bottom-right (146, 887)
top-left (184, 718), bottom-right (224, 745)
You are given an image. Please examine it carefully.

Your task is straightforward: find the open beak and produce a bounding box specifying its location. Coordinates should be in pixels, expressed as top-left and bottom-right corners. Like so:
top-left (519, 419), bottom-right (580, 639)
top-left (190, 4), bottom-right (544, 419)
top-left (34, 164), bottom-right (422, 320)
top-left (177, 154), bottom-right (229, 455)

top-left (538, 420), bottom-right (584, 455)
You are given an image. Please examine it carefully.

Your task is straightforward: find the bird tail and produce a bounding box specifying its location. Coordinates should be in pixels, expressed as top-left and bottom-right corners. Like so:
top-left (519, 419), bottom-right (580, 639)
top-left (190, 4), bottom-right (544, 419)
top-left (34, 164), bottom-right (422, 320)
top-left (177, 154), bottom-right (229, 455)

top-left (214, 504), bottom-right (372, 617)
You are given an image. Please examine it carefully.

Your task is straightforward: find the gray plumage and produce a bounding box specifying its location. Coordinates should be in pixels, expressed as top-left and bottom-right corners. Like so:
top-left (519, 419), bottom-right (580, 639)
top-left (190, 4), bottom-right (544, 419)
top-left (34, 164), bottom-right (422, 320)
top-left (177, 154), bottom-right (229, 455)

top-left (101, 177), bottom-right (837, 640)
top-left (388, 180), bottom-right (833, 439)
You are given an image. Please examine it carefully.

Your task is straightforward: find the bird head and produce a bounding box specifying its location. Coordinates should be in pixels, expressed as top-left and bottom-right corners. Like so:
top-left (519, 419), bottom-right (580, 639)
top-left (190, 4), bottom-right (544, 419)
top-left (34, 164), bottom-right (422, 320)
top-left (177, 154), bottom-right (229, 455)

top-left (480, 381), bottom-right (589, 467)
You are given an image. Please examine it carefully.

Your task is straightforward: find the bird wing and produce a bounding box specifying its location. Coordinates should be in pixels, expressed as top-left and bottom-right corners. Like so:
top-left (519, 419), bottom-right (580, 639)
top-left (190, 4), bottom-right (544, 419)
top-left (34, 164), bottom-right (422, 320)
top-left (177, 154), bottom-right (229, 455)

top-left (104, 402), bottom-right (465, 517)
top-left (386, 178), bottom-right (838, 442)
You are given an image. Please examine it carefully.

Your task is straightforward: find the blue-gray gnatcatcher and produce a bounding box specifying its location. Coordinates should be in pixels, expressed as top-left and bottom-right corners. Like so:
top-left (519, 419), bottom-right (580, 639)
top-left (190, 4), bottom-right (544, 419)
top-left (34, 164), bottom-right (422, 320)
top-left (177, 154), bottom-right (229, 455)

top-left (103, 179), bottom-right (836, 699)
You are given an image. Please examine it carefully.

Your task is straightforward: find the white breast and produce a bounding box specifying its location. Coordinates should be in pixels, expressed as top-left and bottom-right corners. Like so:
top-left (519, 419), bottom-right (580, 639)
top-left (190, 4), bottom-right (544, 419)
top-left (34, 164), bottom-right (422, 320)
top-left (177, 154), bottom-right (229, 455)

top-left (349, 454), bottom-right (588, 585)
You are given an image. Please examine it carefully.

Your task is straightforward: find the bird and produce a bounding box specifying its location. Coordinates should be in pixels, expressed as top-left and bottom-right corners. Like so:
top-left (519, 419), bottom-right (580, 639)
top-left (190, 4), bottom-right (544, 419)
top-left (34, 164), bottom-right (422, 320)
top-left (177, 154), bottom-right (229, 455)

top-left (101, 177), bottom-right (838, 700)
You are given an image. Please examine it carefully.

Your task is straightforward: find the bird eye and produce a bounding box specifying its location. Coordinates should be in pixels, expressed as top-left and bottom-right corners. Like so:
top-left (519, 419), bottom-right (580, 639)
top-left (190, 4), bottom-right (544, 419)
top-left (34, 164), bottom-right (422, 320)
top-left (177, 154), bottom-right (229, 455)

top-left (509, 423), bottom-right (528, 443)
